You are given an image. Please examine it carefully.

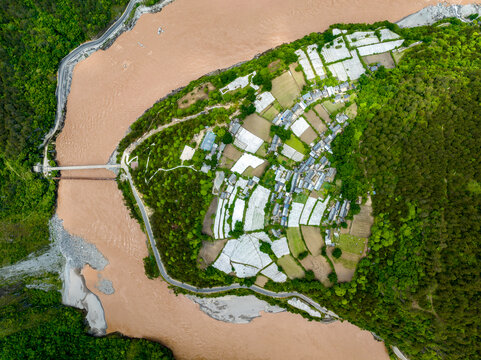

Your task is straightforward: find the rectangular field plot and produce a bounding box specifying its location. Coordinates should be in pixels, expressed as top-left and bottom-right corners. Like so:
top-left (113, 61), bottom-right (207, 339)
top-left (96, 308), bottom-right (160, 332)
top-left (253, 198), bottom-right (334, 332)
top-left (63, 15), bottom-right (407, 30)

top-left (322, 100), bottom-right (345, 114)
top-left (261, 105), bottom-right (279, 121)
top-left (244, 185), bottom-right (270, 231)
top-left (299, 255), bottom-right (331, 286)
top-left (299, 127), bottom-right (318, 145)
top-left (362, 52), bottom-right (396, 69)
top-left (277, 255), bottom-right (305, 279)
top-left (314, 104), bottom-right (331, 123)
top-left (305, 110), bottom-right (327, 134)
top-left (219, 144), bottom-right (242, 169)
top-left (288, 202), bottom-right (304, 228)
top-left (301, 226), bottom-right (324, 255)
top-left (350, 202), bottom-right (374, 238)
top-left (243, 114), bottom-right (272, 142)
top-left (357, 39), bottom-right (404, 56)
top-left (271, 71), bottom-right (301, 108)
top-left (289, 63), bottom-right (306, 90)
top-left (284, 135), bottom-right (307, 154)
top-left (337, 234), bottom-right (366, 255)
top-left (299, 197), bottom-right (317, 225)
top-left (286, 227), bottom-right (307, 257)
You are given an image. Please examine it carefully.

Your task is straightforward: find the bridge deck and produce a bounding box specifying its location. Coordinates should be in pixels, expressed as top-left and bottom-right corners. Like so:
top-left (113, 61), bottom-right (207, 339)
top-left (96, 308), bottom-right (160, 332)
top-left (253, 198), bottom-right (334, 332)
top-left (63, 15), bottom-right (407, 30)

top-left (45, 164), bottom-right (120, 171)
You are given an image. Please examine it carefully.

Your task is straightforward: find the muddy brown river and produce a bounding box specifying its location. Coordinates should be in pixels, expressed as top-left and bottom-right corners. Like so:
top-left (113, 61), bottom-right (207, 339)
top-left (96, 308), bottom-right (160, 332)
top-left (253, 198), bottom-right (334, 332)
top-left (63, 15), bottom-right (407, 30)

top-left (56, 0), bottom-right (468, 359)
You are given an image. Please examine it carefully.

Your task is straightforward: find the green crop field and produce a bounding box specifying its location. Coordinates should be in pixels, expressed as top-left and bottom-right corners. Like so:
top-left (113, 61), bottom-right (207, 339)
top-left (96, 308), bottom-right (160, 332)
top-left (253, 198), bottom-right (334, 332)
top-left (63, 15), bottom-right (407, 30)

top-left (277, 255), bottom-right (305, 279)
top-left (285, 135), bottom-right (307, 154)
top-left (271, 71), bottom-right (301, 108)
top-left (286, 227), bottom-right (308, 257)
top-left (337, 234), bottom-right (365, 255)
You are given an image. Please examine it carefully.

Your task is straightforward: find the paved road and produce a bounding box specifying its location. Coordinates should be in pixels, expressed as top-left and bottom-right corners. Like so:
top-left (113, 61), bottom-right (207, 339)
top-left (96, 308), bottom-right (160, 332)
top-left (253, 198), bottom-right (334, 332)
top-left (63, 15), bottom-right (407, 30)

top-left (46, 164), bottom-right (121, 171)
top-left (121, 149), bottom-right (338, 319)
top-left (40, 0), bottom-right (142, 149)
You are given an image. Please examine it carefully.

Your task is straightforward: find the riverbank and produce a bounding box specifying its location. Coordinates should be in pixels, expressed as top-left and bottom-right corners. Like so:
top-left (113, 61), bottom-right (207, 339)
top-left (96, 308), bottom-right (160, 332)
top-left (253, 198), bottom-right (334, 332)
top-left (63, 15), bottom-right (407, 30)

top-left (54, 1), bottom-right (474, 359)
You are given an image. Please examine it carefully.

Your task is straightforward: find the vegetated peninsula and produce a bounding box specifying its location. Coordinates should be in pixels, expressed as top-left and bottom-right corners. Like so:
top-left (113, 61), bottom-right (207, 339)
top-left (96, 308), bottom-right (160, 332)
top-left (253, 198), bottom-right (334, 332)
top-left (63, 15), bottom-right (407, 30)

top-left (115, 18), bottom-right (481, 360)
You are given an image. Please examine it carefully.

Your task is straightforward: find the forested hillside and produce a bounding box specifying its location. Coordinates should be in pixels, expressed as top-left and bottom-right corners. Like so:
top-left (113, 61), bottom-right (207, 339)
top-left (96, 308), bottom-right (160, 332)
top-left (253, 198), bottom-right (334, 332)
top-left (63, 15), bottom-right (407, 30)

top-left (0, 0), bottom-right (127, 265)
top-left (0, 284), bottom-right (173, 359)
top-left (1, 1), bottom-right (176, 358)
top-left (330, 21), bottom-right (481, 359)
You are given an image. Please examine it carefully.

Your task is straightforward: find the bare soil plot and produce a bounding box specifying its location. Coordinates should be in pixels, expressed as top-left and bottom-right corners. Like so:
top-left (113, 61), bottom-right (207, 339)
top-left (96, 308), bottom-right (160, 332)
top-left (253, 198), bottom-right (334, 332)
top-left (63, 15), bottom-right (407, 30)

top-left (304, 109), bottom-right (327, 134)
top-left (202, 197), bottom-right (218, 236)
top-left (271, 71), bottom-right (301, 108)
top-left (340, 220), bottom-right (352, 234)
top-left (301, 226), bottom-right (324, 256)
top-left (261, 105), bottom-right (279, 121)
top-left (178, 82), bottom-right (215, 109)
top-left (362, 52), bottom-right (395, 69)
top-left (255, 275), bottom-right (269, 287)
top-left (299, 255), bottom-right (331, 286)
top-left (345, 103), bottom-right (358, 119)
top-left (314, 104), bottom-right (331, 124)
top-left (327, 247), bottom-right (359, 283)
top-left (299, 127), bottom-right (318, 145)
top-left (277, 255), bottom-right (305, 279)
top-left (243, 114), bottom-right (272, 141)
top-left (219, 144), bottom-right (242, 169)
top-left (243, 160), bottom-right (268, 178)
top-left (286, 227), bottom-right (308, 258)
top-left (350, 202), bottom-right (374, 238)
top-left (198, 239), bottom-right (227, 269)
top-left (289, 63), bottom-right (306, 90)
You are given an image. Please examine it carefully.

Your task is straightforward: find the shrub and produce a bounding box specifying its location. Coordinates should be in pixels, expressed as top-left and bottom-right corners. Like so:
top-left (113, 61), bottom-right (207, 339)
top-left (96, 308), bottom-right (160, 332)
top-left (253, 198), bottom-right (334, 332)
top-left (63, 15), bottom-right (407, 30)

top-left (332, 247), bottom-right (342, 259)
top-left (328, 271), bottom-right (338, 284)
top-left (298, 250), bottom-right (309, 260)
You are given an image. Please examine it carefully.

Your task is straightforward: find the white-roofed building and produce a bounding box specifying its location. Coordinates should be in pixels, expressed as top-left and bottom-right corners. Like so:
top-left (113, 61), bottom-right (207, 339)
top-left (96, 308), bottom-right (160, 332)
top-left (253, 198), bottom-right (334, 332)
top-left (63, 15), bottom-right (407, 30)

top-left (300, 197), bottom-right (317, 225)
top-left (321, 37), bottom-right (351, 64)
top-left (180, 145), bottom-right (195, 161)
top-left (271, 237), bottom-right (290, 258)
top-left (288, 202), bottom-right (304, 228)
top-left (308, 196), bottom-right (330, 226)
top-left (254, 92), bottom-right (275, 113)
top-left (357, 39), bottom-right (404, 56)
top-left (220, 71), bottom-right (256, 94)
top-left (261, 263), bottom-right (287, 282)
top-left (231, 153), bottom-right (265, 175)
top-left (244, 185), bottom-right (270, 231)
top-left (295, 49), bottom-right (316, 80)
top-left (306, 45), bottom-right (326, 78)
top-left (346, 31), bottom-right (379, 47)
top-left (281, 144), bottom-right (304, 162)
top-left (290, 117), bottom-right (310, 138)
top-left (234, 127), bottom-right (264, 153)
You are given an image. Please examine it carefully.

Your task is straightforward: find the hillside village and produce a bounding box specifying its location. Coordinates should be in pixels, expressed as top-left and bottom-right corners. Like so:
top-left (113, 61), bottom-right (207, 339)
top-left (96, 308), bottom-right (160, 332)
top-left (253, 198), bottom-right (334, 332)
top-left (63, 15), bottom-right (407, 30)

top-left (134, 27), bottom-right (404, 310)
top-left (174, 28), bottom-right (404, 298)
